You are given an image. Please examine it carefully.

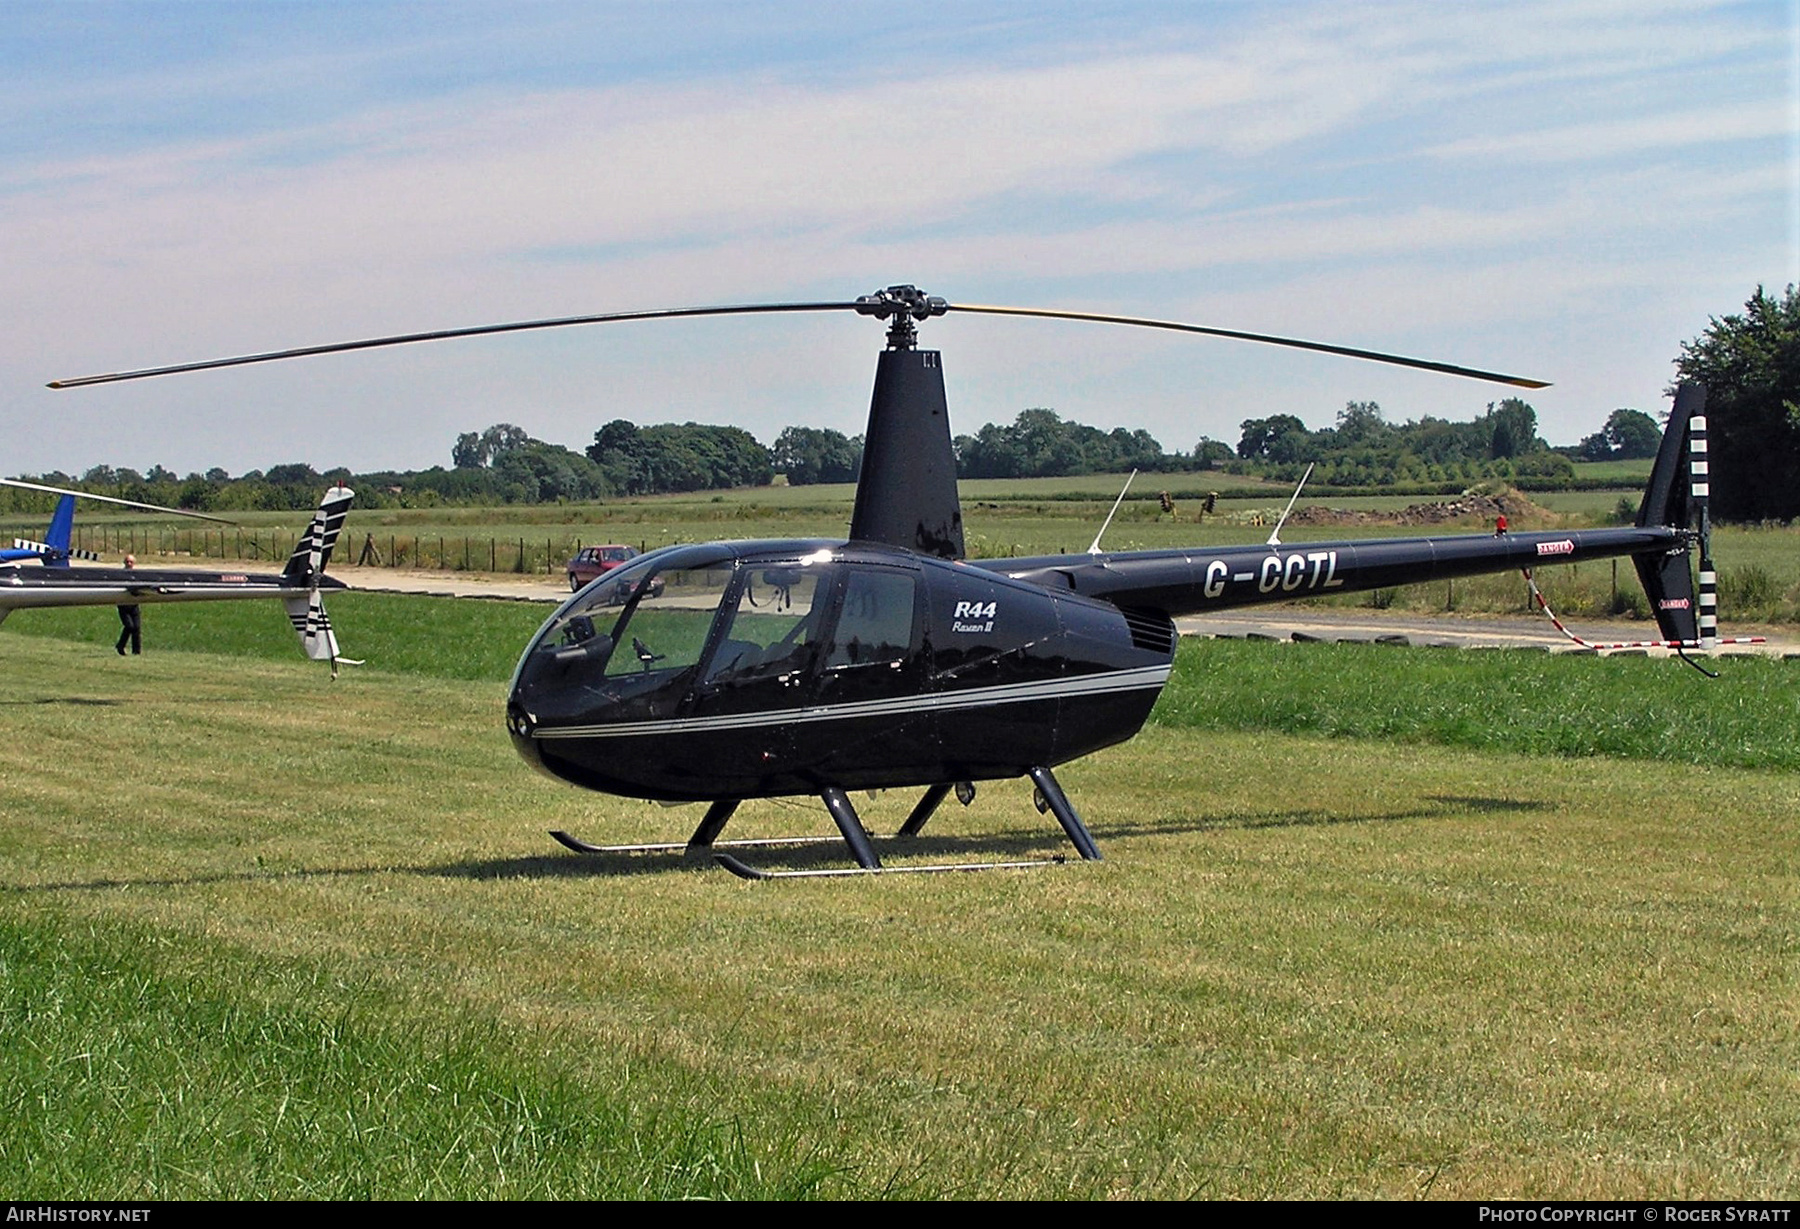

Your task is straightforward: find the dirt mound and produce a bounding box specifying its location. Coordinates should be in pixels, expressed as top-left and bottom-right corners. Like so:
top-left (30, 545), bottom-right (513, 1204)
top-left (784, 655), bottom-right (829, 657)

top-left (1287, 488), bottom-right (1554, 528)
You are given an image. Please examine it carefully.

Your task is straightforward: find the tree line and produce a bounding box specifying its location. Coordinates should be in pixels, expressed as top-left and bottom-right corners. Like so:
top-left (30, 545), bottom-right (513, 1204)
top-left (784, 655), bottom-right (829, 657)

top-left (1232, 398), bottom-right (1597, 488)
top-left (11, 286), bottom-right (1795, 521)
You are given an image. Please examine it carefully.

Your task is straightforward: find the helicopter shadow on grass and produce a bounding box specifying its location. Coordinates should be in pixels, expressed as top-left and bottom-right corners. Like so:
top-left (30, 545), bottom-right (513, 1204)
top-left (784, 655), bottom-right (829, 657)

top-left (431, 793), bottom-right (1550, 881)
top-left (0, 695), bottom-right (125, 707)
top-left (434, 829), bottom-right (1079, 882)
top-left (3, 862), bottom-right (393, 896)
top-left (1094, 794), bottom-right (1550, 841)
top-left (1, 798), bottom-right (1552, 894)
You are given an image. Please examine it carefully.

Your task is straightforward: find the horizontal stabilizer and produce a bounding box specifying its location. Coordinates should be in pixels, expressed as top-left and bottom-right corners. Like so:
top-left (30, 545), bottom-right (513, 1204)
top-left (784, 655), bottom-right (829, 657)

top-left (12, 537), bottom-right (99, 564)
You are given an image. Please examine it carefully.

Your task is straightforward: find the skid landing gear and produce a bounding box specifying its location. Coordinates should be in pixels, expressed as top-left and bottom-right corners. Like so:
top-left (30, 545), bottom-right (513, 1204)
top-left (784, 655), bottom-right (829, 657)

top-left (550, 766), bottom-right (1103, 880)
top-left (550, 798), bottom-right (845, 857)
top-left (548, 830), bottom-right (843, 856)
top-left (715, 852), bottom-right (1064, 880)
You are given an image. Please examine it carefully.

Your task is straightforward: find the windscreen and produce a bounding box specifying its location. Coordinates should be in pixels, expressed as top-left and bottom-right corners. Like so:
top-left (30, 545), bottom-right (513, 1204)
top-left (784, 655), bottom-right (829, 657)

top-left (516, 548), bottom-right (731, 687)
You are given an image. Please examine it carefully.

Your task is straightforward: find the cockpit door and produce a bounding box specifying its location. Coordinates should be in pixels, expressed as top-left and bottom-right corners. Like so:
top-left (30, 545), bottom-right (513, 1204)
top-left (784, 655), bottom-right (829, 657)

top-left (682, 561), bottom-right (834, 782)
top-left (801, 561), bottom-right (936, 783)
top-left (813, 563), bottom-right (923, 705)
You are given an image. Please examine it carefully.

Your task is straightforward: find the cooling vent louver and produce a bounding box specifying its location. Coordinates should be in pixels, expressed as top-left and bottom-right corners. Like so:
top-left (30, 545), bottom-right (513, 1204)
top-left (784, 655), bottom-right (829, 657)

top-left (1121, 607), bottom-right (1176, 655)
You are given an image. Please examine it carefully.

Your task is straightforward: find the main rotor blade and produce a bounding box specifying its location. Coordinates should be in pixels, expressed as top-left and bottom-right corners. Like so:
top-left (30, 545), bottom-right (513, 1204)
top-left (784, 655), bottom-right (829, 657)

top-left (945, 302), bottom-right (1551, 389)
top-left (48, 301), bottom-right (863, 388)
top-left (0, 478), bottom-right (237, 523)
top-left (49, 288), bottom-right (1549, 390)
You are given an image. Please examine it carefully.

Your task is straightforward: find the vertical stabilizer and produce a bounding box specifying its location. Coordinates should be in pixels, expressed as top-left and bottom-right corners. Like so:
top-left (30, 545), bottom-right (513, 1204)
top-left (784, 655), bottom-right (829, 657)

top-left (283, 485), bottom-right (355, 583)
top-left (1633, 383), bottom-right (1704, 643)
top-left (43, 496), bottom-right (75, 565)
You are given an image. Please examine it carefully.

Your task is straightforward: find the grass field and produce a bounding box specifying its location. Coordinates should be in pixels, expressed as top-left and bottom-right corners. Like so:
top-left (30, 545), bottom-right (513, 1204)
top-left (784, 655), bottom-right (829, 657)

top-left (0, 601), bottom-right (1795, 1199)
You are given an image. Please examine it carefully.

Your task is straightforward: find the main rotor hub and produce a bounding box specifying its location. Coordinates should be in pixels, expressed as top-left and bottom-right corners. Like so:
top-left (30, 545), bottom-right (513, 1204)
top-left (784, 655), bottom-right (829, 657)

top-left (854, 285), bottom-right (948, 350)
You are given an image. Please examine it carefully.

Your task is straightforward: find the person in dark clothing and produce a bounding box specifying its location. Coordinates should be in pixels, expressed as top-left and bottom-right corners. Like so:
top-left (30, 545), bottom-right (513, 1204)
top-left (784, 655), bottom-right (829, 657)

top-left (115, 553), bottom-right (141, 655)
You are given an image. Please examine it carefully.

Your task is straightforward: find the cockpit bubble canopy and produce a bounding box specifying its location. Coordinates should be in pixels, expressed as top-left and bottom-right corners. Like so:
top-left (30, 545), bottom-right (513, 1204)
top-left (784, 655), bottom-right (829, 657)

top-left (512, 543), bottom-right (853, 704)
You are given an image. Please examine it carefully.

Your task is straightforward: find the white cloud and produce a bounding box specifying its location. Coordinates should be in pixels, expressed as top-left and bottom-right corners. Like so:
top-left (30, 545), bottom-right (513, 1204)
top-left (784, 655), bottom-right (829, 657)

top-left (1426, 102), bottom-right (1794, 162)
top-left (3, 0), bottom-right (1790, 475)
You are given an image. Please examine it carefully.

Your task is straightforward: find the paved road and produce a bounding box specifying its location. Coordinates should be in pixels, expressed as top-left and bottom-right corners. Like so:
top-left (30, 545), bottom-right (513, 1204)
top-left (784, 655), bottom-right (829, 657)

top-left (334, 565), bottom-right (570, 603)
top-left (334, 565), bottom-right (1797, 655)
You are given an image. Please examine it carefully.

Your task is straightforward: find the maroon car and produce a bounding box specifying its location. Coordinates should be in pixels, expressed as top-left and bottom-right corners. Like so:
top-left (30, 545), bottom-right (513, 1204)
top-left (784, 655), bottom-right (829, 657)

top-left (566, 544), bottom-right (639, 590)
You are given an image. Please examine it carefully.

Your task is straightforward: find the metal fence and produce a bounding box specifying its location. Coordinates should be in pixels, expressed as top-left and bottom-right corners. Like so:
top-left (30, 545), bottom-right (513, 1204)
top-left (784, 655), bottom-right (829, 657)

top-left (69, 525), bottom-right (657, 577)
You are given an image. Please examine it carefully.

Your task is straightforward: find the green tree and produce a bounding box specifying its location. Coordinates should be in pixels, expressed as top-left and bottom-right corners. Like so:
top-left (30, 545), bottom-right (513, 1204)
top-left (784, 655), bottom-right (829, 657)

top-left (1481, 398), bottom-right (1542, 459)
top-left (451, 432), bottom-right (485, 469)
top-left (1604, 408), bottom-right (1661, 459)
top-left (773, 426), bottom-right (861, 485)
top-left (492, 441), bottom-right (606, 503)
top-left (587, 419), bottom-right (647, 493)
top-left (1578, 408), bottom-right (1661, 460)
top-left (1675, 285), bottom-right (1800, 522)
top-left (1335, 401), bottom-right (1388, 447)
top-left (452, 424), bottom-right (530, 470)
top-left (1192, 437), bottom-right (1234, 469)
top-left (1236, 415), bottom-right (1308, 461)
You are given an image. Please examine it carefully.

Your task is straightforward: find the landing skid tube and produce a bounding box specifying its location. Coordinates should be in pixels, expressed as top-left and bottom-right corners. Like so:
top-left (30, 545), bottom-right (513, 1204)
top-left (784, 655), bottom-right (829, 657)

top-left (715, 853), bottom-right (1066, 880)
top-left (718, 767), bottom-right (1103, 880)
top-left (552, 767), bottom-right (1102, 878)
top-left (549, 830), bottom-right (842, 856)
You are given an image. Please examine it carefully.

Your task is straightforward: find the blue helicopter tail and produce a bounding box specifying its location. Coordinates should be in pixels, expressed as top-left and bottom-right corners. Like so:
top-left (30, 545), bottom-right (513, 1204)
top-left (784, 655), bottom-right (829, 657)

top-left (44, 495), bottom-right (74, 560)
top-left (7, 495), bottom-right (99, 566)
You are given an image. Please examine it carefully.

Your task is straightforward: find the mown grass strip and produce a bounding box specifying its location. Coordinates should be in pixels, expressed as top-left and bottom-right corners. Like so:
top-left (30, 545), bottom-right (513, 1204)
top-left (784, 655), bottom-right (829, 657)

top-left (1153, 638), bottom-right (1800, 772)
top-left (0, 906), bottom-right (863, 1200)
top-left (0, 637), bottom-right (1793, 1198)
top-left (0, 593), bottom-right (549, 681)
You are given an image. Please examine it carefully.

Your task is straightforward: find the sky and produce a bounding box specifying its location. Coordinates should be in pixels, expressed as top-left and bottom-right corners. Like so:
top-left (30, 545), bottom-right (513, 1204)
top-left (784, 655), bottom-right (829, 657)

top-left (4, 0), bottom-right (1795, 478)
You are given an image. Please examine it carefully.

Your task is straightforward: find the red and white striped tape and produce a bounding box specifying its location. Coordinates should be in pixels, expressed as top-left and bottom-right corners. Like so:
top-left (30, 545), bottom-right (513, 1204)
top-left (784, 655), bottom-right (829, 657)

top-left (1522, 569), bottom-right (1764, 651)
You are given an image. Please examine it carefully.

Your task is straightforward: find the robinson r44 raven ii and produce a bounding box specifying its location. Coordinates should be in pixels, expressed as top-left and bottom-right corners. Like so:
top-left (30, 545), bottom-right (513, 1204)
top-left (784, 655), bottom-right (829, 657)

top-left (50, 286), bottom-right (1734, 877)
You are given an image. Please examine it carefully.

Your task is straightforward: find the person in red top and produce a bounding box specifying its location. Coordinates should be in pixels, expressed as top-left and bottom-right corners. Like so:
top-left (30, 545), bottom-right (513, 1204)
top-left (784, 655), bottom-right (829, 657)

top-left (1494, 513), bottom-right (1509, 536)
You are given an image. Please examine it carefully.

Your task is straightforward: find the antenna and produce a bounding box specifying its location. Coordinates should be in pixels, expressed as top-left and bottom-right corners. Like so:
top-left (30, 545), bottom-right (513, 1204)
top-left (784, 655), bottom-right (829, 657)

top-left (1088, 470), bottom-right (1138, 555)
top-left (1265, 462), bottom-right (1314, 548)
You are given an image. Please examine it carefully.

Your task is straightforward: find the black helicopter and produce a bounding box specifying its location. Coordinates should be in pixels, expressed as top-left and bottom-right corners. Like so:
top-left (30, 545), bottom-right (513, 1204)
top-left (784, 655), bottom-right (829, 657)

top-left (51, 286), bottom-right (1719, 877)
